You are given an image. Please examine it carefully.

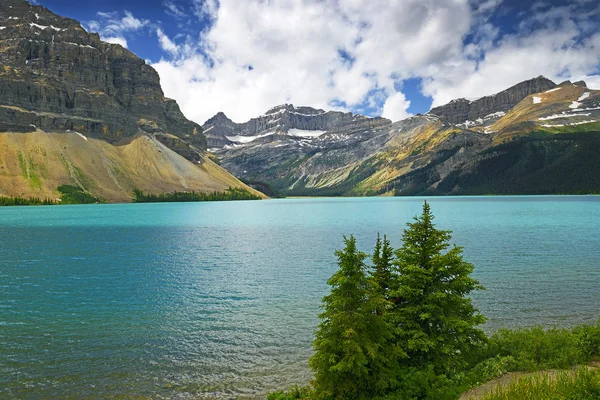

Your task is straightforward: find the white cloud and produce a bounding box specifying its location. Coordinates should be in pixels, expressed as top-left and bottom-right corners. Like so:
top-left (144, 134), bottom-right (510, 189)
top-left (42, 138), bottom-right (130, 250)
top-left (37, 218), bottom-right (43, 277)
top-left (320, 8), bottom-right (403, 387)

top-left (149, 0), bottom-right (600, 125)
top-left (164, 0), bottom-right (186, 19)
top-left (85, 10), bottom-right (149, 48)
top-left (583, 75), bottom-right (600, 89)
top-left (423, 2), bottom-right (600, 106)
top-left (156, 28), bottom-right (179, 56)
top-left (103, 36), bottom-right (128, 48)
top-left (382, 92), bottom-right (413, 122)
top-left (153, 0), bottom-right (472, 124)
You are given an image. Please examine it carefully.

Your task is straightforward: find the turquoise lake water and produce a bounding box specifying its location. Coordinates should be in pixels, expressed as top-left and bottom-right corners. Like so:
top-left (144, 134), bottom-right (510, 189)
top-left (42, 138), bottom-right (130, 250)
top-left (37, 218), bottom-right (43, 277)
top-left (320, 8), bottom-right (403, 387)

top-left (1, 196), bottom-right (599, 398)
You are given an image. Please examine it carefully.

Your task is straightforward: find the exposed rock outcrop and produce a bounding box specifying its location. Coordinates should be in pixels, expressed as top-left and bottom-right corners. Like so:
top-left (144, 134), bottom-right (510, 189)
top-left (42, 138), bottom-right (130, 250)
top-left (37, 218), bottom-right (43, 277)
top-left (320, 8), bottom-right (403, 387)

top-left (429, 76), bottom-right (556, 125)
top-left (0, 0), bottom-right (263, 201)
top-left (203, 104), bottom-right (390, 148)
top-left (0, 0), bottom-right (205, 160)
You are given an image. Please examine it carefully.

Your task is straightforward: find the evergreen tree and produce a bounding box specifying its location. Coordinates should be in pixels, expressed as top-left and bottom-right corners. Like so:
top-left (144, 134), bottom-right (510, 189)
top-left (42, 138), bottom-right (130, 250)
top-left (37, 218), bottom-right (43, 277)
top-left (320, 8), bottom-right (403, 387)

top-left (391, 201), bottom-right (486, 374)
top-left (310, 236), bottom-right (396, 399)
top-left (371, 233), bottom-right (394, 299)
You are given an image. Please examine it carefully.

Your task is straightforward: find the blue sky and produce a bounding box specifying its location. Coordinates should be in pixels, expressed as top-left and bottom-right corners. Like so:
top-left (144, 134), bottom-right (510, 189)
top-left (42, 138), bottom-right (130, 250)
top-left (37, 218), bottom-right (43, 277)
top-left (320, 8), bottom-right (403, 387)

top-left (32, 0), bottom-right (600, 124)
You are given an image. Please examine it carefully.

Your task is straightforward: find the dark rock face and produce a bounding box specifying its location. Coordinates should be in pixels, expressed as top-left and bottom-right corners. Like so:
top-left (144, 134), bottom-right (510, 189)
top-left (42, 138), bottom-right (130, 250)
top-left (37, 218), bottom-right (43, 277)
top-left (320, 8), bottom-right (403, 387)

top-left (203, 104), bottom-right (392, 193)
top-left (429, 76), bottom-right (556, 124)
top-left (203, 104), bottom-right (390, 148)
top-left (0, 0), bottom-right (205, 160)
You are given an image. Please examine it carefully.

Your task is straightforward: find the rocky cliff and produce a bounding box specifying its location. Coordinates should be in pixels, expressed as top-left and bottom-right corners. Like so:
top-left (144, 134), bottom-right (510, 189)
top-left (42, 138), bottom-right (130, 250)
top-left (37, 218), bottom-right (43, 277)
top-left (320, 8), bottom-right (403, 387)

top-left (203, 104), bottom-right (390, 148)
top-left (0, 0), bottom-right (205, 161)
top-left (429, 76), bottom-right (556, 125)
top-left (0, 0), bottom-right (262, 201)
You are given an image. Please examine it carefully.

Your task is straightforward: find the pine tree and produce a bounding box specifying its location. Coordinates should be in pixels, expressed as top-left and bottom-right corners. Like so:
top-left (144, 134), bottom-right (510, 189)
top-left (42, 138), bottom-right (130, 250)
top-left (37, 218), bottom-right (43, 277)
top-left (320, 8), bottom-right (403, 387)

top-left (309, 236), bottom-right (396, 399)
top-left (391, 201), bottom-right (486, 374)
top-left (371, 233), bottom-right (394, 299)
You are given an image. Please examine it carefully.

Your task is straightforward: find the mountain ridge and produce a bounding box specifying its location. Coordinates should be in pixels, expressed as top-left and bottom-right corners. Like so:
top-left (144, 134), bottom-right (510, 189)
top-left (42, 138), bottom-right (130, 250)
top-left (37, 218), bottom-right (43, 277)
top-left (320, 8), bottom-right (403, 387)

top-left (0, 0), bottom-right (263, 201)
top-left (205, 76), bottom-right (600, 196)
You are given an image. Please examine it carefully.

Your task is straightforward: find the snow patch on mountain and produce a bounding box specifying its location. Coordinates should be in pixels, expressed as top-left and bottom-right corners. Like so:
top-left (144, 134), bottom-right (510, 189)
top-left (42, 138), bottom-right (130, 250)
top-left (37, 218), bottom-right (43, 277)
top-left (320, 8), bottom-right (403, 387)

top-left (533, 96), bottom-right (542, 104)
top-left (541, 120), bottom-right (597, 128)
top-left (226, 132), bottom-right (274, 143)
top-left (570, 101), bottom-right (582, 109)
top-left (288, 129), bottom-right (327, 138)
top-left (578, 92), bottom-right (590, 101)
top-left (539, 113), bottom-right (591, 121)
top-left (484, 111), bottom-right (506, 119)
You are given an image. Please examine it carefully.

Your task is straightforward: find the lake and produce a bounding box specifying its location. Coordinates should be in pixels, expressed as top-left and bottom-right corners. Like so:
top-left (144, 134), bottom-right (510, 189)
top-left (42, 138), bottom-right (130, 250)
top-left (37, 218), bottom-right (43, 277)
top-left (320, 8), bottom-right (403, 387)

top-left (1, 196), bottom-right (599, 398)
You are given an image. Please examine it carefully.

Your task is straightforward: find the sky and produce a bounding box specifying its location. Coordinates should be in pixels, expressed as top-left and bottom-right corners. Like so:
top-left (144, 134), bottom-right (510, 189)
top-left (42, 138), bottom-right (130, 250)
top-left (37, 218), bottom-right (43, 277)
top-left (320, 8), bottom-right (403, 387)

top-left (32, 0), bottom-right (600, 124)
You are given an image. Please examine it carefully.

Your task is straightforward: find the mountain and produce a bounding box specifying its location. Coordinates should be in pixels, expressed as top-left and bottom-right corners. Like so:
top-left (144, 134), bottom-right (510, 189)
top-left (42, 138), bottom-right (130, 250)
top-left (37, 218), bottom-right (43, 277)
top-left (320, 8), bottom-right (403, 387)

top-left (206, 77), bottom-right (600, 196)
top-left (0, 0), bottom-right (262, 202)
top-left (428, 76), bottom-right (556, 125)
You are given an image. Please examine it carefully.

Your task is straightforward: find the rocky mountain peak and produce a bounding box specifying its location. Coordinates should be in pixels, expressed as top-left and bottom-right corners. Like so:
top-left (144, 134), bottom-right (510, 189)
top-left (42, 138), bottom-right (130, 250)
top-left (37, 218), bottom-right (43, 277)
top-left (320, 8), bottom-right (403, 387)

top-left (263, 103), bottom-right (327, 117)
top-left (429, 76), bottom-right (556, 125)
top-left (205, 111), bottom-right (233, 125)
top-left (558, 80), bottom-right (588, 88)
top-left (202, 104), bottom-right (391, 149)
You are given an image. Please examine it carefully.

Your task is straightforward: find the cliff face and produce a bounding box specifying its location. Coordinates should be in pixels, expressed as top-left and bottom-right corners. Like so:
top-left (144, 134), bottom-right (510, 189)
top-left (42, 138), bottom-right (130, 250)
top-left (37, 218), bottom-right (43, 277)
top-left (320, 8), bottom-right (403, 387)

top-left (0, 0), bottom-right (265, 201)
top-left (203, 104), bottom-right (390, 148)
top-left (429, 76), bottom-right (556, 124)
top-left (0, 0), bottom-right (205, 160)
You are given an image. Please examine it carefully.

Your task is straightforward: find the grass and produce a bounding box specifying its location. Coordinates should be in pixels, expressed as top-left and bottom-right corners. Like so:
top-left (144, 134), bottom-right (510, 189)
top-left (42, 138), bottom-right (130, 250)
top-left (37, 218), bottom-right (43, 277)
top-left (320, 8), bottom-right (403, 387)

top-left (267, 385), bottom-right (313, 400)
top-left (482, 367), bottom-right (600, 400)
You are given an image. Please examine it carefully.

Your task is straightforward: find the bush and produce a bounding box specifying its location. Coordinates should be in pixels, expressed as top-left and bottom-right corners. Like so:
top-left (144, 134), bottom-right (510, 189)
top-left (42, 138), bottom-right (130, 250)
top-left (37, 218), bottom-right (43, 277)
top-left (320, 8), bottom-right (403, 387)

top-left (57, 185), bottom-right (102, 204)
top-left (573, 321), bottom-right (600, 359)
top-left (482, 367), bottom-right (600, 400)
top-left (489, 327), bottom-right (591, 371)
top-left (267, 385), bottom-right (313, 400)
top-left (374, 366), bottom-right (459, 400)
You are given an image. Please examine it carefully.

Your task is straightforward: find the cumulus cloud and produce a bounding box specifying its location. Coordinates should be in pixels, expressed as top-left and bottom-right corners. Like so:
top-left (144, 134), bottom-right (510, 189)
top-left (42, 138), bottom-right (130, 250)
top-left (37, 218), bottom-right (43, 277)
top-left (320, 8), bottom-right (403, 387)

top-left (382, 92), bottom-right (412, 122)
top-left (103, 36), bottom-right (129, 48)
top-left (153, 0), bottom-right (472, 124)
top-left (423, 1), bottom-right (600, 105)
top-left (85, 10), bottom-right (149, 49)
top-left (148, 0), bottom-right (600, 125)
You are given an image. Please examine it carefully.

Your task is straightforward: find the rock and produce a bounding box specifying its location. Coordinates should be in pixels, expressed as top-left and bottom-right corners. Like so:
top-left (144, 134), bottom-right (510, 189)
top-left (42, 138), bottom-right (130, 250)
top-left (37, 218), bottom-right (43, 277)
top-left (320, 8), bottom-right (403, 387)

top-left (0, 0), bottom-right (205, 159)
top-left (429, 76), bottom-right (556, 124)
top-left (204, 76), bottom-right (599, 197)
top-left (202, 104), bottom-right (390, 148)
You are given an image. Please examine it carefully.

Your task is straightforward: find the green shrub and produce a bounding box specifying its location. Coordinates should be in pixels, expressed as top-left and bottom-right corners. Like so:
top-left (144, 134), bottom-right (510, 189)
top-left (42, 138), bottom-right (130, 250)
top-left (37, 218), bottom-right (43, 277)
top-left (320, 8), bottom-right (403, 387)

top-left (465, 356), bottom-right (517, 386)
top-left (489, 327), bottom-right (589, 371)
top-left (374, 366), bottom-right (459, 400)
top-left (57, 185), bottom-right (102, 204)
top-left (573, 321), bottom-right (600, 359)
top-left (266, 385), bottom-right (313, 400)
top-left (483, 367), bottom-right (600, 400)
